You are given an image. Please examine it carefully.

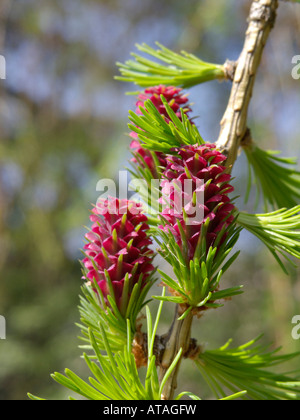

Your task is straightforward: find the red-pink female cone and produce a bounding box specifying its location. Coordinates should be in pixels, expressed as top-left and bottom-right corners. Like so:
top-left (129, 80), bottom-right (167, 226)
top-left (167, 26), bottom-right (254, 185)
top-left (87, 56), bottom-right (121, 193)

top-left (159, 143), bottom-right (235, 261)
top-left (130, 85), bottom-right (192, 177)
top-left (82, 198), bottom-right (155, 313)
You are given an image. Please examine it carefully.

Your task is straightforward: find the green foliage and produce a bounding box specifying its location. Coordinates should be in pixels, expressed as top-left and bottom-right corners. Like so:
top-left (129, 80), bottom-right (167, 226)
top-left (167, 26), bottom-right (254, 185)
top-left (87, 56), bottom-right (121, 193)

top-left (237, 206), bottom-right (300, 274)
top-left (128, 96), bottom-right (205, 153)
top-left (27, 296), bottom-right (247, 401)
top-left (77, 273), bottom-right (156, 355)
top-left (152, 217), bottom-right (243, 319)
top-left (28, 297), bottom-right (200, 401)
top-left (77, 285), bottom-right (128, 354)
top-left (243, 143), bottom-right (300, 211)
top-left (196, 336), bottom-right (300, 400)
top-left (116, 42), bottom-right (225, 89)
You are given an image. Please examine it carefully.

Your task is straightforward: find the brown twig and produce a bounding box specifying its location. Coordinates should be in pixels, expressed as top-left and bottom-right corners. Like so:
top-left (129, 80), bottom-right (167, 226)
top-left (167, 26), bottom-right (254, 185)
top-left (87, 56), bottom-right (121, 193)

top-left (216, 0), bottom-right (279, 172)
top-left (132, 327), bottom-right (201, 369)
top-left (158, 306), bottom-right (193, 400)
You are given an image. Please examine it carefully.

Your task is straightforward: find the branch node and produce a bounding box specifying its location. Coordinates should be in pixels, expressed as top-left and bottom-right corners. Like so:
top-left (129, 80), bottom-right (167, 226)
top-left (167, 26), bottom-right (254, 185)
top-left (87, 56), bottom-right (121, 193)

top-left (183, 338), bottom-right (202, 360)
top-left (241, 127), bottom-right (253, 148)
top-left (224, 60), bottom-right (237, 81)
top-left (250, 2), bottom-right (275, 25)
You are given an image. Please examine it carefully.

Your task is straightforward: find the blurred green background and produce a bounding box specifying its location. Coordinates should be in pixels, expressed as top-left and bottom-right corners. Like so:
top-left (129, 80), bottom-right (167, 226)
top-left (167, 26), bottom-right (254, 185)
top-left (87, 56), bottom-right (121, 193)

top-left (0, 0), bottom-right (299, 400)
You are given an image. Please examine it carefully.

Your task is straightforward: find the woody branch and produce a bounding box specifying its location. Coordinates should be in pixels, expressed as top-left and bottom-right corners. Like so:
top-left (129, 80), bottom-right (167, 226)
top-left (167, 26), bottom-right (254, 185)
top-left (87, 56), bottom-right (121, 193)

top-left (216, 0), bottom-right (279, 171)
